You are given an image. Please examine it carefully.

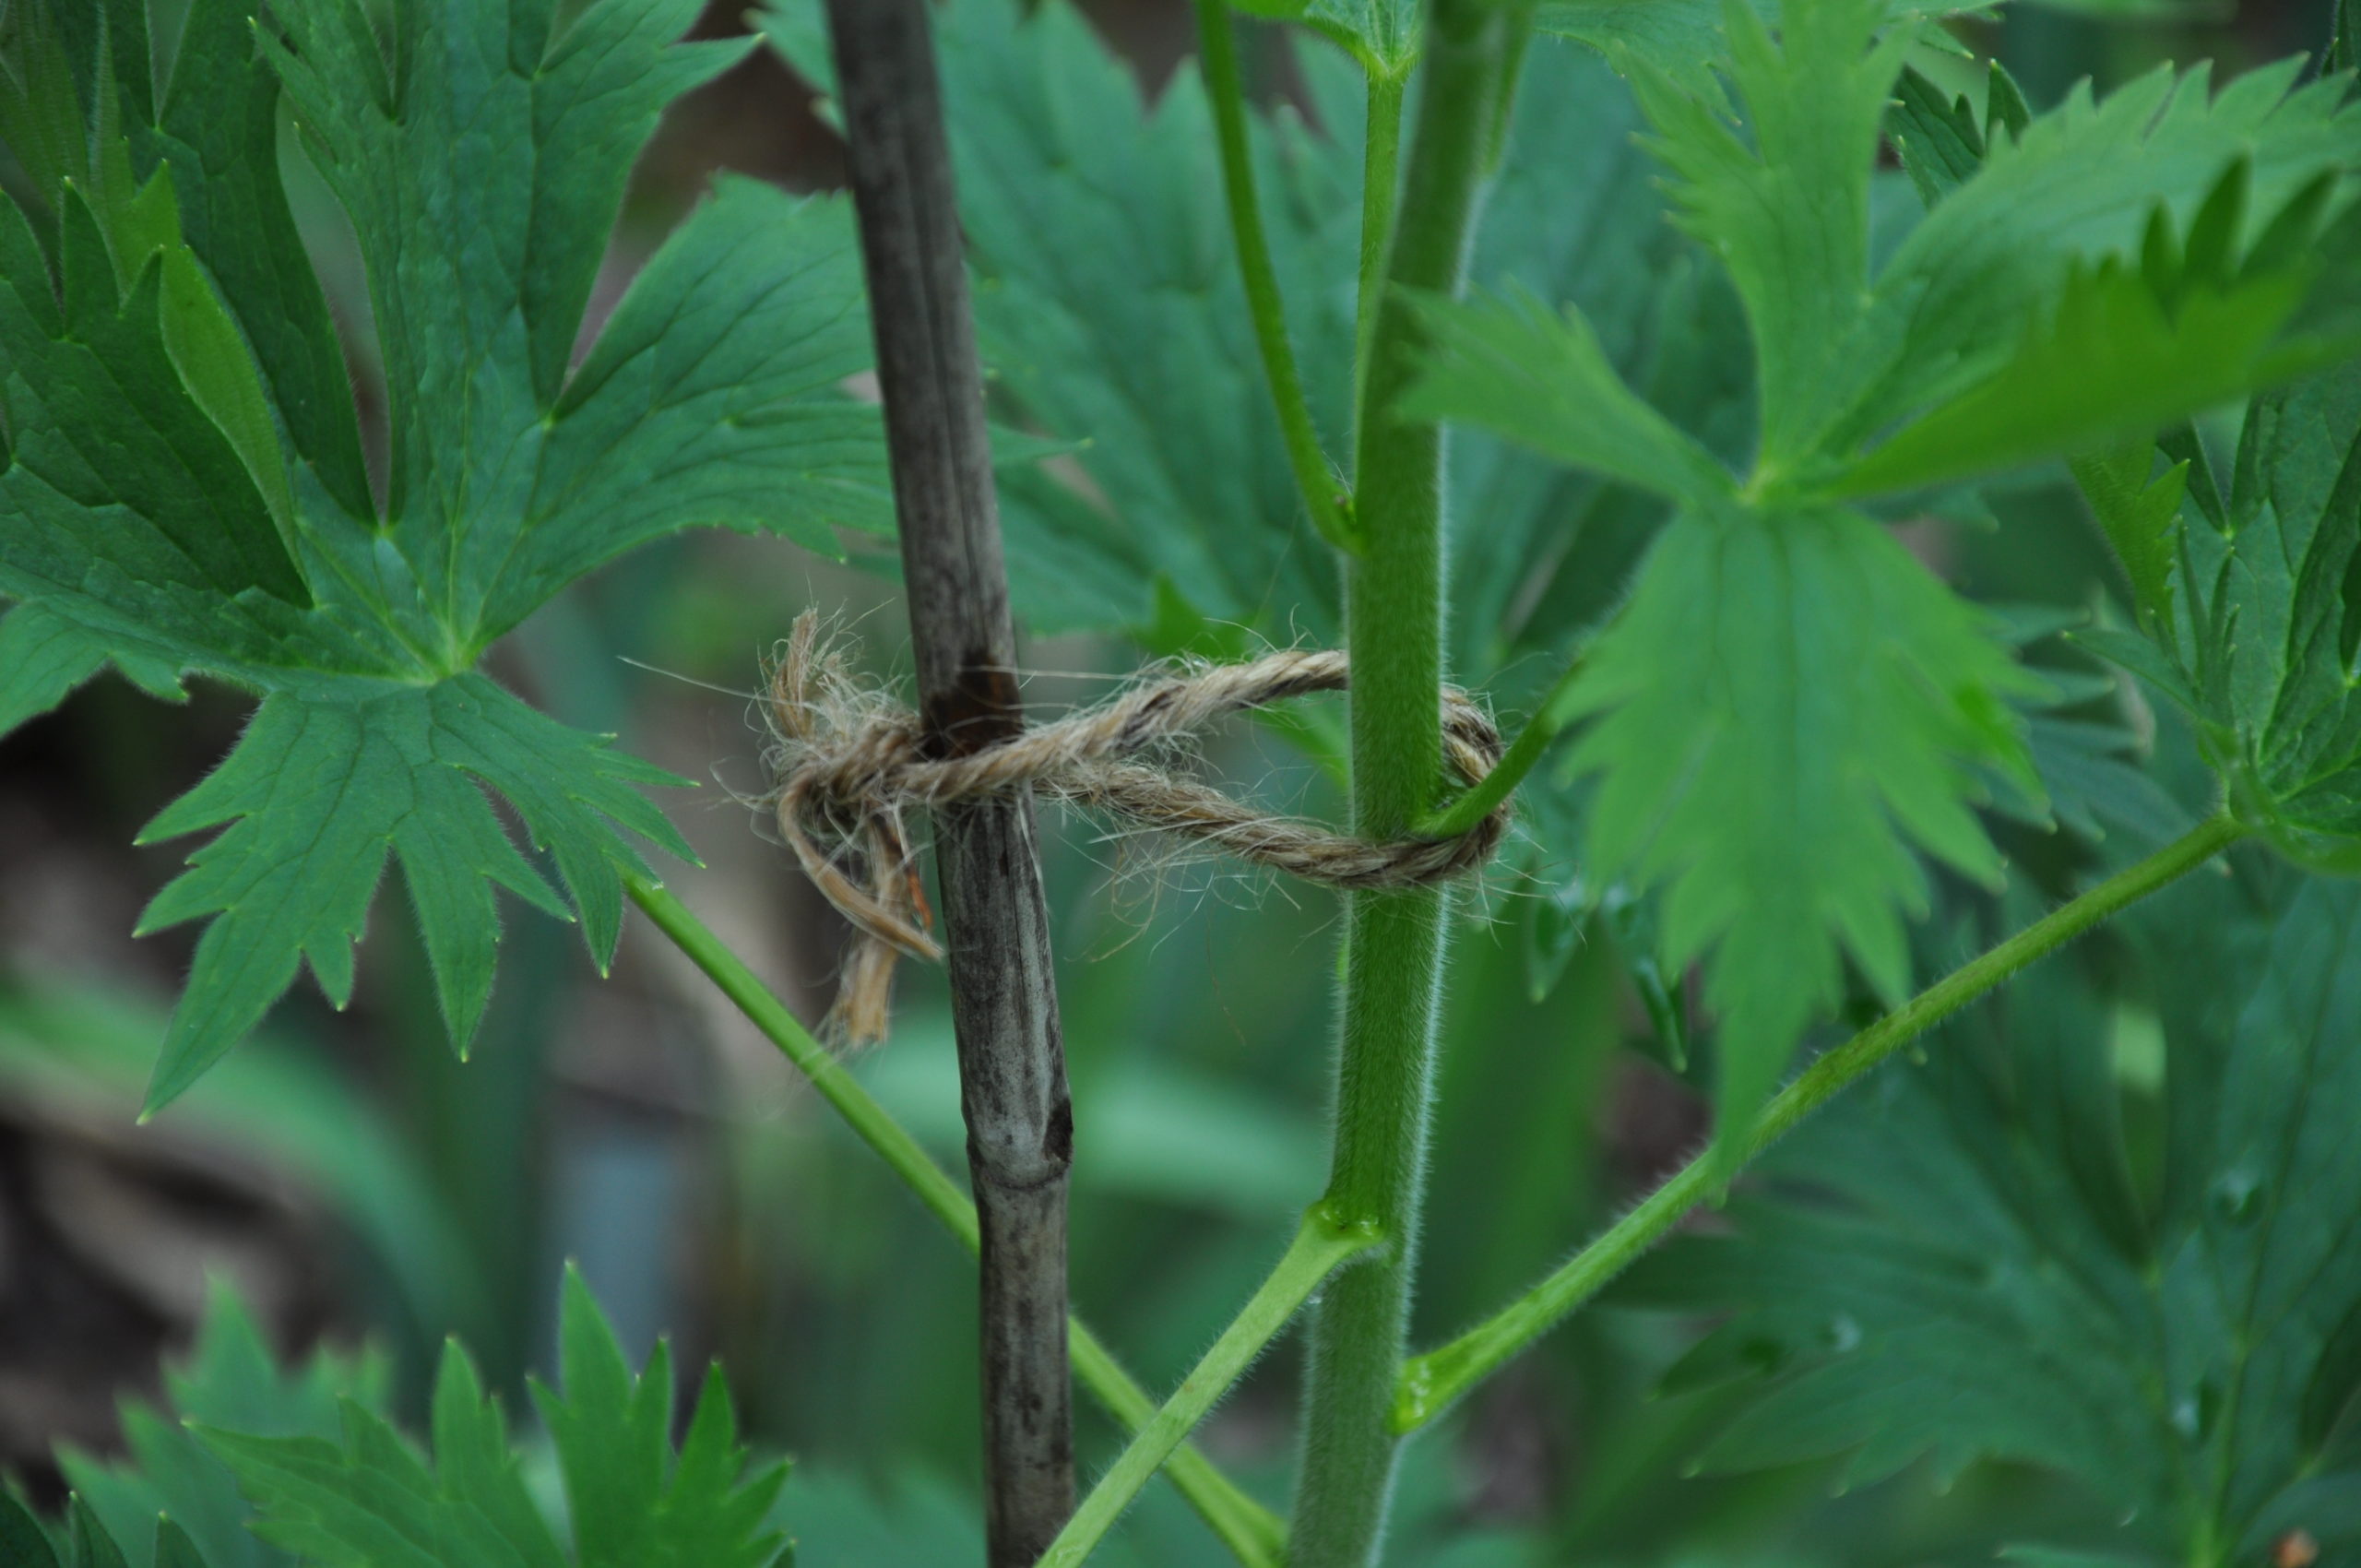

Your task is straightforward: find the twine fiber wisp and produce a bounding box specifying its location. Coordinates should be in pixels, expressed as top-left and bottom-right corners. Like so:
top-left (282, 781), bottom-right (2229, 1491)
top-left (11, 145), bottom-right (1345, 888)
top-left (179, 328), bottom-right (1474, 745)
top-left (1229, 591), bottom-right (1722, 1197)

top-left (765, 612), bottom-right (1512, 1043)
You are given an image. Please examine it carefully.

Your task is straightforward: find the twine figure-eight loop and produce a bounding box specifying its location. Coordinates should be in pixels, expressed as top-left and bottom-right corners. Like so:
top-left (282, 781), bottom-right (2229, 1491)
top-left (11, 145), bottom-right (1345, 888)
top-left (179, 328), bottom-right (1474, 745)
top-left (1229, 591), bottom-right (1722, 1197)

top-left (765, 612), bottom-right (1512, 1043)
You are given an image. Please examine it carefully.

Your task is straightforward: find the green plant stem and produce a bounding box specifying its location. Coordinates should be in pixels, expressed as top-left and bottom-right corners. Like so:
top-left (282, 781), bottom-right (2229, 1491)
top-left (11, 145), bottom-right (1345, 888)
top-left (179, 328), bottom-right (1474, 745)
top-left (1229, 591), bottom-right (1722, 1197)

top-left (1196, 0), bottom-right (1356, 554)
top-left (623, 876), bottom-right (1286, 1568)
top-left (1391, 811), bottom-right (2248, 1432)
top-left (1351, 69), bottom-right (1406, 443)
top-left (1415, 644), bottom-right (1585, 841)
top-left (1067, 1342), bottom-right (1285, 1568)
top-left (1289, 4), bottom-right (1524, 1563)
top-left (1040, 1209), bottom-right (1381, 1568)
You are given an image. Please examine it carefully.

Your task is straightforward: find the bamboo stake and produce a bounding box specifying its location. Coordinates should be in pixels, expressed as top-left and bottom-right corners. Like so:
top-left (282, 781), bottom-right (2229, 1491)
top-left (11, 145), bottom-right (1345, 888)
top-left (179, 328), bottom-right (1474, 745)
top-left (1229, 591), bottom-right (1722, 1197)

top-left (821, 3), bottom-right (1076, 1558)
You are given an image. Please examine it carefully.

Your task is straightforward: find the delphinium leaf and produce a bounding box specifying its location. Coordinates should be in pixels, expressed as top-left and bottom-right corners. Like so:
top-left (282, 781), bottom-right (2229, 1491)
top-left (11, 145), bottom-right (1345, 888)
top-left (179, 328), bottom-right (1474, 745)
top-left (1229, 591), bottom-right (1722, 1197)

top-left (1415, 0), bottom-right (2028, 1149)
top-left (2023, 702), bottom-right (2192, 845)
top-left (0, 177), bottom-right (309, 614)
top-left (521, 181), bottom-right (889, 594)
top-left (1556, 500), bottom-right (2043, 1144)
top-left (1834, 186), bottom-right (2353, 500)
top-left (1614, 862), bottom-right (2361, 1568)
top-left (1536, 0), bottom-right (1975, 96)
top-left (0, 0), bottom-right (885, 1106)
top-left (1949, 608), bottom-right (2191, 852)
top-left (0, 1493), bottom-right (63, 1568)
top-left (60, 1280), bottom-right (389, 1568)
top-left (1885, 61), bottom-right (2037, 207)
top-left (533, 1269), bottom-right (789, 1568)
top-left (130, 678), bottom-right (692, 1110)
top-left (2044, 42), bottom-right (2361, 861)
top-left (2072, 440), bottom-right (2191, 634)
top-left (1623, 0), bottom-right (1915, 474)
top-left (1410, 0), bottom-right (2361, 1152)
top-left (63, 1501), bottom-right (135, 1568)
top-left (199, 1268), bottom-right (789, 1568)
top-left (201, 1376), bottom-right (572, 1568)
top-left (151, 1524), bottom-right (213, 1568)
top-left (1542, 0), bottom-right (2239, 100)
top-left (0, 1501), bottom-right (221, 1568)
top-left (2082, 349), bottom-right (2361, 871)
top-left (2005, 647), bottom-right (2192, 846)
top-left (1837, 56), bottom-right (2361, 487)
top-left (1887, 63), bottom-right (1989, 205)
top-left (140, 0), bottom-right (375, 521)
top-left (1397, 286), bottom-right (1731, 506)
top-left (0, 600), bottom-right (185, 732)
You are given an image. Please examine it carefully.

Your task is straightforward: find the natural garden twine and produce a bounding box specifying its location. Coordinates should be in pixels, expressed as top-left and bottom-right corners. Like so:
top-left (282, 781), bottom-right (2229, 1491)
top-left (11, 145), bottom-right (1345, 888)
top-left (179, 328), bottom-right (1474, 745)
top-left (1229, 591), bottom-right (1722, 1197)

top-left (764, 612), bottom-right (1512, 1044)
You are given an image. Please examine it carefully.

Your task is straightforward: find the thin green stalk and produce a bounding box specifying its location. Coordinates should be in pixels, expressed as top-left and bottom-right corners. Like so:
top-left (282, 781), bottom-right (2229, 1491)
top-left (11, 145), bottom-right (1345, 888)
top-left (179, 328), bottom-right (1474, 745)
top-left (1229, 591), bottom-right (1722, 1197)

top-left (628, 876), bottom-right (973, 1242)
top-left (1071, 1335), bottom-right (1289, 1568)
top-left (1350, 69), bottom-right (1406, 442)
top-left (1041, 1209), bottom-right (1381, 1568)
top-left (1196, 0), bottom-right (1357, 554)
top-left (1415, 643), bottom-right (1585, 841)
top-left (1391, 812), bottom-right (2249, 1432)
top-left (1289, 4), bottom-right (1525, 1563)
top-left (624, 876), bottom-right (1286, 1568)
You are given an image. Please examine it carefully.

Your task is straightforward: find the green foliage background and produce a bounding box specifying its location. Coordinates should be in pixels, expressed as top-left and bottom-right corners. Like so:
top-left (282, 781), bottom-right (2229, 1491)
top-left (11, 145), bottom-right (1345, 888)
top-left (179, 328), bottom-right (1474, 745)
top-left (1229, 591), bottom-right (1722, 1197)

top-left (2, 0), bottom-right (2359, 1563)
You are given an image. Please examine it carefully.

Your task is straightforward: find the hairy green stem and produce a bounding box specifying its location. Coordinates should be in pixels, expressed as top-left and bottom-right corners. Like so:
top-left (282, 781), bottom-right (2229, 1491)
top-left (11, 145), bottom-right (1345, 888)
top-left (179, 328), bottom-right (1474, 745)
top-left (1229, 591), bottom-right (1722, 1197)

top-left (624, 876), bottom-right (1285, 1568)
top-left (1350, 69), bottom-right (1406, 444)
top-left (1288, 4), bottom-right (1524, 1563)
top-left (1197, 0), bottom-right (1357, 553)
top-left (1391, 812), bottom-right (2248, 1431)
top-left (1040, 1209), bottom-right (1380, 1568)
top-left (1415, 643), bottom-right (1585, 841)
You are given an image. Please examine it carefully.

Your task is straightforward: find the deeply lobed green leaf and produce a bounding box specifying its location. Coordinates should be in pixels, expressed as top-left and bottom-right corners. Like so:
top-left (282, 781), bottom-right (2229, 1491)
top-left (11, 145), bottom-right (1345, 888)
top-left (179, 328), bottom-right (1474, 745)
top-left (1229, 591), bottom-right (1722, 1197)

top-left (1840, 59), bottom-right (2361, 487)
top-left (0, 0), bottom-right (886, 1105)
top-left (60, 1281), bottom-right (392, 1568)
top-left (198, 1268), bottom-right (789, 1568)
top-left (1624, 0), bottom-right (1915, 473)
top-left (534, 1271), bottom-right (789, 1568)
top-left (2089, 350), bottom-right (2361, 864)
top-left (1561, 502), bottom-right (2040, 1144)
top-left (1615, 862), bottom-right (2361, 1566)
top-left (1398, 285), bottom-right (1730, 506)
top-left (130, 677), bottom-right (691, 1109)
top-left (1538, 0), bottom-right (1984, 93)
top-left (1413, 0), bottom-right (2361, 1147)
top-left (17, 1276), bottom-right (786, 1568)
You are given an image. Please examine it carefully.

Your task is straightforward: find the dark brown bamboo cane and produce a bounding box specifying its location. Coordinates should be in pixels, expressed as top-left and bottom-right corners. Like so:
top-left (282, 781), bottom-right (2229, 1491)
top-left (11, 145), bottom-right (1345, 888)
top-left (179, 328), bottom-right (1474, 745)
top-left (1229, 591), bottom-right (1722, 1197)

top-left (821, 2), bottom-right (1076, 1560)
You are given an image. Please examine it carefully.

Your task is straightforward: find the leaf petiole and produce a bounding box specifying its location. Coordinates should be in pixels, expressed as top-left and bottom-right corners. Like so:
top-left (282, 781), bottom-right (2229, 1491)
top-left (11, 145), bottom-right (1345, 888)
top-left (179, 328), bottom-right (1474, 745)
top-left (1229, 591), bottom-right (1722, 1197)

top-left (1390, 811), bottom-right (2249, 1432)
top-left (1415, 643), bottom-right (1586, 840)
top-left (1196, 0), bottom-right (1359, 554)
top-left (1039, 1207), bottom-right (1382, 1568)
top-left (623, 875), bottom-right (1287, 1568)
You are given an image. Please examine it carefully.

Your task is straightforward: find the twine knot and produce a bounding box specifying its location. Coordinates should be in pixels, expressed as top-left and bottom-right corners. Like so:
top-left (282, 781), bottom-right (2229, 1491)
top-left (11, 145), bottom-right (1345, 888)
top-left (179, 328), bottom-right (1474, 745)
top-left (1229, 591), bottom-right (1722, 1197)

top-left (765, 612), bottom-right (1511, 1044)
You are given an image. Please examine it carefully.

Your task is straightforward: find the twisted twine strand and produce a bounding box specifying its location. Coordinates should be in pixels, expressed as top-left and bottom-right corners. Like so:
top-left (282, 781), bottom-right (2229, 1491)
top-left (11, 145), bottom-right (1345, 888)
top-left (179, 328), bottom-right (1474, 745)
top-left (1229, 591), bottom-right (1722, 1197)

top-left (765, 612), bottom-right (1511, 1043)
